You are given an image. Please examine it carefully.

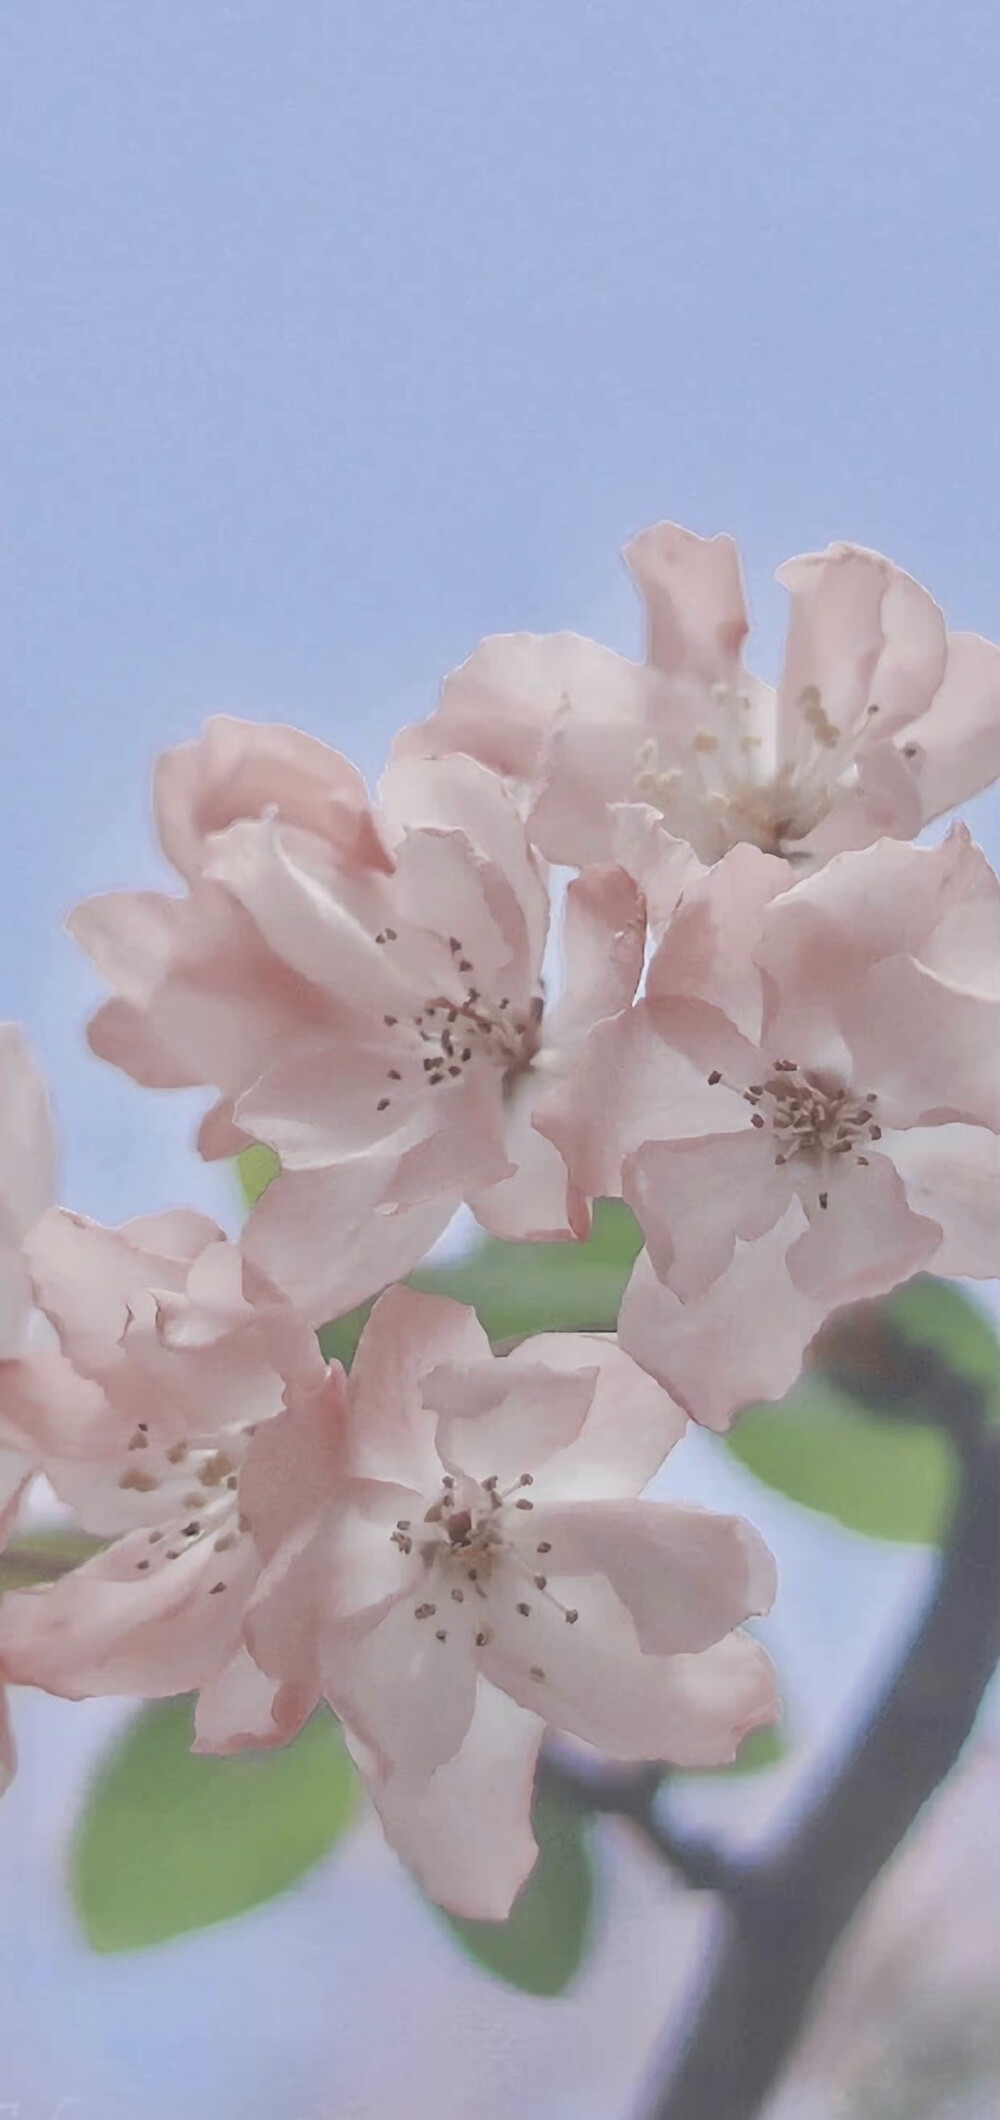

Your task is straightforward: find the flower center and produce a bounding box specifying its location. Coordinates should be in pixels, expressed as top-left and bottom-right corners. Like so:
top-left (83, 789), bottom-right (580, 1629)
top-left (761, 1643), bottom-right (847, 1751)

top-left (708, 1058), bottom-right (882, 1208)
top-left (634, 684), bottom-right (883, 859)
top-left (390, 1472), bottom-right (577, 1670)
top-left (372, 932), bottom-right (543, 1117)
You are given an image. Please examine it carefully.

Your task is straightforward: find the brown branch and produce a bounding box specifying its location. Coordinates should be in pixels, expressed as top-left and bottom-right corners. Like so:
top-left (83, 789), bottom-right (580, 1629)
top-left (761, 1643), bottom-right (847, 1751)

top-left (538, 1755), bottom-right (747, 1895)
top-left (637, 1383), bottom-right (1000, 2120)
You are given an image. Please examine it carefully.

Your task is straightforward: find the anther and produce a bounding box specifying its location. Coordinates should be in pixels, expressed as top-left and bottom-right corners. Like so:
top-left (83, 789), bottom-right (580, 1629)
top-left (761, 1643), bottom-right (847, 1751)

top-left (414, 1603), bottom-right (436, 1620)
top-left (534, 1574), bottom-right (548, 1590)
top-left (516, 1602), bottom-right (531, 1617)
top-left (210, 1582), bottom-right (226, 1595)
top-left (515, 1498), bottom-right (534, 1510)
top-left (377, 1098), bottom-right (391, 1111)
top-left (537, 1541), bottom-right (552, 1554)
top-left (707, 1070), bottom-right (722, 1085)
top-left (530, 1666), bottom-right (546, 1681)
top-left (564, 1609), bottom-right (579, 1625)
top-left (435, 1630), bottom-right (447, 1642)
top-left (451, 1588), bottom-right (464, 1603)
top-left (751, 1113), bottom-right (765, 1128)
top-left (818, 1191), bottom-right (829, 1210)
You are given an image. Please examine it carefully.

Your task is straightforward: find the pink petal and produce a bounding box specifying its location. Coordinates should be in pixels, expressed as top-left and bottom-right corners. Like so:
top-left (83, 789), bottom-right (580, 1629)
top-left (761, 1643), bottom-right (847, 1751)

top-left (776, 544), bottom-right (947, 748)
top-left (618, 1215), bottom-right (828, 1431)
top-left (392, 630), bottom-right (583, 783)
top-left (843, 955), bottom-right (1000, 1131)
top-left (623, 1131), bottom-right (791, 1301)
top-left (624, 522), bottom-right (750, 686)
top-left (539, 999), bottom-right (748, 1205)
top-left (24, 1206), bottom-right (221, 1380)
top-left (242, 1163), bottom-right (455, 1324)
top-left (646, 841), bottom-right (790, 1045)
top-left (192, 1644), bottom-right (316, 1754)
top-left (425, 1360), bottom-right (599, 1487)
top-left (0, 1022), bottom-right (56, 1254)
top-left (349, 1680), bottom-right (543, 1919)
top-left (880, 1125), bottom-right (1000, 1282)
top-left (611, 804), bottom-right (706, 929)
top-left (213, 1368), bottom-right (347, 1564)
top-left (519, 1499), bottom-right (776, 1653)
top-left (380, 752), bottom-right (549, 975)
top-left (348, 1286), bottom-right (491, 1489)
top-left (328, 1589), bottom-right (479, 1776)
top-left (903, 633), bottom-right (1000, 825)
top-left (483, 1566), bottom-right (779, 1766)
top-left (499, 1333), bottom-right (686, 1500)
top-left (542, 863), bottom-right (646, 1058)
top-left (155, 715), bottom-right (391, 882)
top-left (471, 1082), bottom-right (581, 1241)
top-left (0, 1523), bottom-right (258, 1700)
top-left (787, 1151), bottom-right (941, 1305)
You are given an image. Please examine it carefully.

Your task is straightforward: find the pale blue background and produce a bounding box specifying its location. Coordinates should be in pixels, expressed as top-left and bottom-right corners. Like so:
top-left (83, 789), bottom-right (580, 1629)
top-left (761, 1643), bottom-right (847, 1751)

top-left (0, 5), bottom-right (997, 2115)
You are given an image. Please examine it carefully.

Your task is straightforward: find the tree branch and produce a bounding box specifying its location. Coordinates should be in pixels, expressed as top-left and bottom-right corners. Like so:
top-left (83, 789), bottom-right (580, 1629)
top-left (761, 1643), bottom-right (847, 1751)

top-left (637, 1390), bottom-right (1000, 2120)
top-left (538, 1753), bottom-right (744, 1895)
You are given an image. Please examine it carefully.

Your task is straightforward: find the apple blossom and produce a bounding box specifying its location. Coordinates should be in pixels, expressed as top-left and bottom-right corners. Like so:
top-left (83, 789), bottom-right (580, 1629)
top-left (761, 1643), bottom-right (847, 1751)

top-left (0, 1206), bottom-right (329, 1751)
top-left (395, 524), bottom-right (1000, 871)
top-left (238, 1286), bottom-right (779, 1918)
top-left (544, 828), bottom-right (1000, 1427)
top-left (71, 732), bottom-right (646, 1321)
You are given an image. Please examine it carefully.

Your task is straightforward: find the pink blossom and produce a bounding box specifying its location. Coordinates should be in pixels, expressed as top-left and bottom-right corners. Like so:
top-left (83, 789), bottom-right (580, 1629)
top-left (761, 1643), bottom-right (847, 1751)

top-left (0, 1207), bottom-right (328, 1752)
top-left (0, 1024), bottom-right (60, 1790)
top-left (239, 1286), bottom-right (779, 1917)
top-left (71, 735), bottom-right (645, 1321)
top-left (395, 525), bottom-right (1000, 870)
top-left (545, 829), bottom-right (1000, 1428)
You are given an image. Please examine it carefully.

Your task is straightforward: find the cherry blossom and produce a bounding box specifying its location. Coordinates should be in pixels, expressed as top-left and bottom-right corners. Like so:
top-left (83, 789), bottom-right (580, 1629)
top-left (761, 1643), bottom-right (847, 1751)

top-left (544, 828), bottom-right (1000, 1427)
top-left (395, 523), bottom-right (1000, 871)
top-left (0, 1206), bottom-right (329, 1752)
top-left (0, 1024), bottom-right (62, 1792)
top-left (239, 1286), bottom-right (779, 1918)
top-left (71, 733), bottom-right (645, 1322)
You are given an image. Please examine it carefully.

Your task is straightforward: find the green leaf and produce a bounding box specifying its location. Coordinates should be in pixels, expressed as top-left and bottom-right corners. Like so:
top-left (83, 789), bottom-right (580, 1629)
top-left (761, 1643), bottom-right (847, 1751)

top-left (725, 1373), bottom-right (956, 1546)
top-left (693, 1719), bottom-right (788, 1776)
top-left (237, 1142), bottom-right (280, 1208)
top-left (73, 1699), bottom-right (359, 1952)
top-left (886, 1276), bottom-right (1000, 1425)
top-left (0, 1528), bottom-right (102, 1592)
top-left (317, 1201), bottom-right (644, 1365)
top-left (440, 1793), bottom-right (596, 1995)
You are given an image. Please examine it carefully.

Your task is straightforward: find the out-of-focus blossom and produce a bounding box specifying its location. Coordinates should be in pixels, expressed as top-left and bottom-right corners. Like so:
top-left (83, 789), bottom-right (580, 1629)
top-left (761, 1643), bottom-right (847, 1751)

top-left (0, 1024), bottom-right (61, 1793)
top-left (396, 524), bottom-right (1000, 871)
top-left (546, 829), bottom-right (1000, 1427)
top-left (240, 1285), bottom-right (779, 1918)
top-left (71, 728), bottom-right (645, 1321)
top-left (768, 1744), bottom-right (1000, 2120)
top-left (0, 1207), bottom-right (328, 1752)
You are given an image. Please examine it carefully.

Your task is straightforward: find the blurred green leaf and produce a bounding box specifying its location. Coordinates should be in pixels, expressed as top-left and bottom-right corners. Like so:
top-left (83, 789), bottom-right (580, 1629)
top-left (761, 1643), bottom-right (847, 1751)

top-left (695, 1719), bottom-right (788, 1777)
top-left (0, 1528), bottom-right (102, 1592)
top-left (73, 1698), bottom-right (359, 1952)
top-left (725, 1278), bottom-right (1000, 1547)
top-left (440, 1793), bottom-right (595, 1995)
top-left (726, 1373), bottom-right (956, 1546)
top-left (886, 1276), bottom-right (1000, 1424)
top-left (318, 1200), bottom-right (644, 1365)
top-left (237, 1142), bottom-right (280, 1208)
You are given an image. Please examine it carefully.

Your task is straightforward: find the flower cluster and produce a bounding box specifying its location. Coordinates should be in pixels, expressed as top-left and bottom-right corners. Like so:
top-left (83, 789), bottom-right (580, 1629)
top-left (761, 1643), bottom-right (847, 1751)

top-left (0, 523), bottom-right (997, 1916)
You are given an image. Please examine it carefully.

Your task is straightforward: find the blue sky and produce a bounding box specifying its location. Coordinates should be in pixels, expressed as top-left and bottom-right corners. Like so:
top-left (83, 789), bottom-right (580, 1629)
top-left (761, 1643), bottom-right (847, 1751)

top-left (2, 0), bottom-right (997, 1222)
top-left (0, 11), bottom-right (997, 2115)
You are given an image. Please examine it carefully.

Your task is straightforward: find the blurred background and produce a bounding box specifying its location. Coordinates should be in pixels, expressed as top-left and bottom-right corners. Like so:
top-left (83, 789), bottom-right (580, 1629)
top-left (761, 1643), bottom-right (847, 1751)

top-left (1, 4), bottom-right (998, 2115)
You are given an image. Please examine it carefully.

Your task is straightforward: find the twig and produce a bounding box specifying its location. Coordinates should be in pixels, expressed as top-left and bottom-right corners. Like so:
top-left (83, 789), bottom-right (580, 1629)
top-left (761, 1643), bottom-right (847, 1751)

top-left (637, 1375), bottom-right (1000, 2120)
top-left (538, 1753), bottom-right (744, 1895)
